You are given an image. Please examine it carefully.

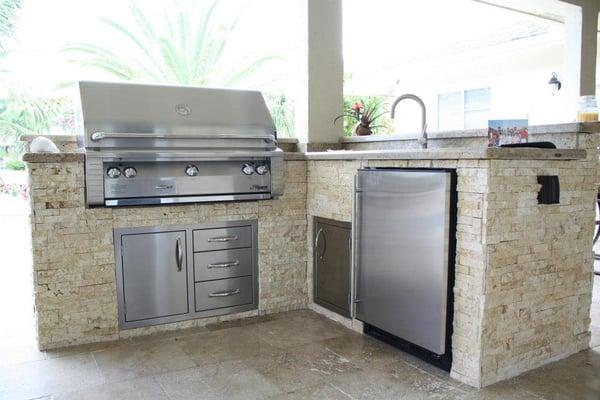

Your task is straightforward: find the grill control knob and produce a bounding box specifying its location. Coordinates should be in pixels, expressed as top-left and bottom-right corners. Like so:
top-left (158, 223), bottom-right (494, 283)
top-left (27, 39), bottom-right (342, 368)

top-left (242, 163), bottom-right (255, 175)
top-left (185, 164), bottom-right (199, 177)
top-left (255, 164), bottom-right (269, 175)
top-left (106, 167), bottom-right (121, 178)
top-left (123, 167), bottom-right (137, 178)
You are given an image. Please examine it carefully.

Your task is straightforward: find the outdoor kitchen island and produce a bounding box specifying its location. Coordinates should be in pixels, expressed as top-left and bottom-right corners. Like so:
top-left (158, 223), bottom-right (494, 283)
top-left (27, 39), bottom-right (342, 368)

top-left (24, 143), bottom-right (596, 388)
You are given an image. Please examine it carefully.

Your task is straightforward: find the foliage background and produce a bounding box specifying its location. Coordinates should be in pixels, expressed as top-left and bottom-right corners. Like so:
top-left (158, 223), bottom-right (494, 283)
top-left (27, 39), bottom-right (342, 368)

top-left (0, 0), bottom-right (298, 164)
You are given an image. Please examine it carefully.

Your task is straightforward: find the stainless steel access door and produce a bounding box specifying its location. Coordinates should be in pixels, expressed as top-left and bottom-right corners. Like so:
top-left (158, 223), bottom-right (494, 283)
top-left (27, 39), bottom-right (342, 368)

top-left (120, 230), bottom-right (188, 322)
top-left (354, 169), bottom-right (452, 355)
top-left (314, 217), bottom-right (351, 317)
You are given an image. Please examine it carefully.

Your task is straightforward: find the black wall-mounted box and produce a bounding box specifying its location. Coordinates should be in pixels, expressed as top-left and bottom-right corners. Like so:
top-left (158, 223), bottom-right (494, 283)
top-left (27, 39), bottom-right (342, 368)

top-left (537, 176), bottom-right (560, 204)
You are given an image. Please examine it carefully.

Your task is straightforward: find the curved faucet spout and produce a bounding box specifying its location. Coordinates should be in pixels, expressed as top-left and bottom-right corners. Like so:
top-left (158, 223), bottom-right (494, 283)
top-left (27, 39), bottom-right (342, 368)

top-left (390, 93), bottom-right (428, 148)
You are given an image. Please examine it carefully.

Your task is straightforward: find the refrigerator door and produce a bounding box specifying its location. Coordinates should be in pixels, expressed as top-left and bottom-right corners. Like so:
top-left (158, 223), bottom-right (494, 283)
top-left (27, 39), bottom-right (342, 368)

top-left (355, 169), bottom-right (451, 355)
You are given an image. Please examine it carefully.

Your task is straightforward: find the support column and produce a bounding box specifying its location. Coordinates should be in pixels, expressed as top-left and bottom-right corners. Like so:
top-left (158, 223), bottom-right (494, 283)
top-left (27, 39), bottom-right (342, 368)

top-left (296, 0), bottom-right (344, 148)
top-left (564, 0), bottom-right (598, 119)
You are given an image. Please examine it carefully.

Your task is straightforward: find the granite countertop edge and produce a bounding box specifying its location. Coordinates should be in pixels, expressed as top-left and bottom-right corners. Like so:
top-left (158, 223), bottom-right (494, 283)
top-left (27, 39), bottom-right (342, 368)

top-left (22, 151), bottom-right (85, 163)
top-left (23, 148), bottom-right (586, 164)
top-left (295, 148), bottom-right (587, 161)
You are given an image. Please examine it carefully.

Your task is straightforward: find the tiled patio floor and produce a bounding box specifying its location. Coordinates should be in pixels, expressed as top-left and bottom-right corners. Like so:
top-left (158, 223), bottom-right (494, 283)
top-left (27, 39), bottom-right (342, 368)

top-left (0, 309), bottom-right (598, 400)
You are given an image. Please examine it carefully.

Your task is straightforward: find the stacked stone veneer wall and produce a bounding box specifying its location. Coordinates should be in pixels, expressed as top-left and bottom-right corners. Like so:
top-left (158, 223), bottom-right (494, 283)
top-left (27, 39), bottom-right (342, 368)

top-left (28, 160), bottom-right (308, 350)
top-left (306, 143), bottom-right (597, 387)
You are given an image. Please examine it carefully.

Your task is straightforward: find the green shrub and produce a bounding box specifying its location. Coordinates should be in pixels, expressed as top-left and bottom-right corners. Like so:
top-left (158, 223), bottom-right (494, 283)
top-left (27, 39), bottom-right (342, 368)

top-left (4, 159), bottom-right (26, 170)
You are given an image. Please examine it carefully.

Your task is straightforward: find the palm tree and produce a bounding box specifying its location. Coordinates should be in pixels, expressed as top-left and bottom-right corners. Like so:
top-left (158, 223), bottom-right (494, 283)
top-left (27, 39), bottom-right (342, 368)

top-left (63, 0), bottom-right (279, 87)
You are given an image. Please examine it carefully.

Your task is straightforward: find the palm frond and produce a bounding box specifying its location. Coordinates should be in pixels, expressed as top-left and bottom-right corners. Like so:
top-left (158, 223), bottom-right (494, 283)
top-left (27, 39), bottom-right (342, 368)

top-left (221, 55), bottom-right (282, 87)
top-left (0, 0), bottom-right (22, 56)
top-left (62, 0), bottom-right (277, 89)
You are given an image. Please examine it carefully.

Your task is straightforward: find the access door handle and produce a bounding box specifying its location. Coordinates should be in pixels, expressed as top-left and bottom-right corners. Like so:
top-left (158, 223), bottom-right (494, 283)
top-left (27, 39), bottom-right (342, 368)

top-left (208, 288), bottom-right (240, 297)
top-left (315, 228), bottom-right (326, 260)
top-left (207, 260), bottom-right (240, 269)
top-left (207, 235), bottom-right (239, 243)
top-left (175, 238), bottom-right (183, 272)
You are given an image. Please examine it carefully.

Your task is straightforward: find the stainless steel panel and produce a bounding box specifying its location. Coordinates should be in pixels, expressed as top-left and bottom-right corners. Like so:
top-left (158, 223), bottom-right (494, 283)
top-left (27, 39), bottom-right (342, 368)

top-left (194, 248), bottom-right (253, 282)
top-left (105, 193), bottom-right (271, 207)
top-left (103, 160), bottom-right (270, 200)
top-left (314, 218), bottom-right (351, 317)
top-left (355, 169), bottom-right (451, 355)
top-left (120, 230), bottom-right (188, 322)
top-left (270, 150), bottom-right (284, 197)
top-left (95, 150), bottom-right (279, 162)
top-left (194, 276), bottom-right (253, 311)
top-left (78, 81), bottom-right (275, 150)
top-left (193, 226), bottom-right (252, 252)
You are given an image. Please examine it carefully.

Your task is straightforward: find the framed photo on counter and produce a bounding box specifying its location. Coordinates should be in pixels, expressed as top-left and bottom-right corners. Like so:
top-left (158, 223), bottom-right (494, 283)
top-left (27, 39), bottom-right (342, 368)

top-left (488, 119), bottom-right (529, 147)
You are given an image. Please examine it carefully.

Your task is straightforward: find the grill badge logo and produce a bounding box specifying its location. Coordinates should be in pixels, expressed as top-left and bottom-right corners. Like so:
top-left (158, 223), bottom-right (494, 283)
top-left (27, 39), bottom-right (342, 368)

top-left (251, 184), bottom-right (269, 191)
top-left (175, 104), bottom-right (191, 116)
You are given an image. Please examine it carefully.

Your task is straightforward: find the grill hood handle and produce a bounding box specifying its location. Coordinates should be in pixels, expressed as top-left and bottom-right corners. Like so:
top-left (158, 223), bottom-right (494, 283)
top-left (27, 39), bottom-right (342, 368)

top-left (91, 131), bottom-right (276, 142)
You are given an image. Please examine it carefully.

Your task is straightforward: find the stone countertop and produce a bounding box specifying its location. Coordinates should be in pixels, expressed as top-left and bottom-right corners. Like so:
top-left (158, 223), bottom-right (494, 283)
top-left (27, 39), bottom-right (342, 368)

top-left (23, 151), bottom-right (85, 163)
top-left (285, 147), bottom-right (586, 161)
top-left (23, 147), bottom-right (586, 164)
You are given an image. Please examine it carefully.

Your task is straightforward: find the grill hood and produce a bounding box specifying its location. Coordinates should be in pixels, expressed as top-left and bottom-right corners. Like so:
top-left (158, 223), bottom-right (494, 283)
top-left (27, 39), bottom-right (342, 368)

top-left (78, 81), bottom-right (277, 152)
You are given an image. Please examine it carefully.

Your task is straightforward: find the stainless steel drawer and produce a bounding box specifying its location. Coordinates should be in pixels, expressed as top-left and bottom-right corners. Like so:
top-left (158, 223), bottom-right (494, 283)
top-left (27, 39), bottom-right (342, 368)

top-left (195, 276), bottom-right (253, 311)
top-left (194, 248), bottom-right (253, 282)
top-left (193, 226), bottom-right (252, 252)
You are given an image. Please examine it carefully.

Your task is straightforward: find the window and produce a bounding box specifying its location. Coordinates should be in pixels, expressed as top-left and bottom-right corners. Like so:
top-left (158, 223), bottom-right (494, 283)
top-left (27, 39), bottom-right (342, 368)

top-left (343, 0), bottom-right (567, 135)
top-left (438, 88), bottom-right (491, 131)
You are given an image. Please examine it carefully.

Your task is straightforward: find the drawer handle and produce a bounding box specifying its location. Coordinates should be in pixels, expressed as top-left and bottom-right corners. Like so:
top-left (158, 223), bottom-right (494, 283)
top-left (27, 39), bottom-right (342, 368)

top-left (207, 260), bottom-right (240, 269)
top-left (207, 235), bottom-right (239, 243)
top-left (208, 288), bottom-right (240, 297)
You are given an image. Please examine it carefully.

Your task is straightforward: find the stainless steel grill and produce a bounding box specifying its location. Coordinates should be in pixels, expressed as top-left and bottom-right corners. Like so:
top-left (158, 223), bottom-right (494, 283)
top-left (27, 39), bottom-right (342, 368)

top-left (78, 81), bottom-right (283, 207)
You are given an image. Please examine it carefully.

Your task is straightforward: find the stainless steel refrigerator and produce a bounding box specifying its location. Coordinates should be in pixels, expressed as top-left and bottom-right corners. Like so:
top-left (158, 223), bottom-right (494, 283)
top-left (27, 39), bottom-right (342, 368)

top-left (353, 168), bottom-right (456, 370)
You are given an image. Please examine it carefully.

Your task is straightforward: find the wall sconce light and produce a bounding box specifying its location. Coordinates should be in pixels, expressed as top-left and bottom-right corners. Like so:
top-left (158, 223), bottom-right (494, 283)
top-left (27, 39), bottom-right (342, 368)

top-left (548, 72), bottom-right (561, 94)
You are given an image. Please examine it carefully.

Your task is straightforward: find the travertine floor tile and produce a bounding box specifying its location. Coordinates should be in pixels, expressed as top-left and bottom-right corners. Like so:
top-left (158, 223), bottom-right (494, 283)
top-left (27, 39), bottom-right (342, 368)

top-left (248, 342), bottom-right (362, 393)
top-left (330, 359), bottom-right (466, 400)
top-left (154, 359), bottom-right (282, 400)
top-left (256, 310), bottom-right (349, 348)
top-left (267, 383), bottom-right (353, 399)
top-left (50, 376), bottom-right (168, 400)
top-left (510, 348), bottom-right (600, 400)
top-left (91, 337), bottom-right (196, 383)
top-left (177, 325), bottom-right (281, 366)
top-left (0, 353), bottom-right (104, 400)
top-left (463, 381), bottom-right (544, 400)
top-left (319, 332), bottom-right (405, 369)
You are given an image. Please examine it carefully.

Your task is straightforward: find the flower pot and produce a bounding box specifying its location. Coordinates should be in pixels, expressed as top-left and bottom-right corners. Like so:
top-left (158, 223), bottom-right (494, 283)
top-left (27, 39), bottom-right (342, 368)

top-left (354, 124), bottom-right (373, 136)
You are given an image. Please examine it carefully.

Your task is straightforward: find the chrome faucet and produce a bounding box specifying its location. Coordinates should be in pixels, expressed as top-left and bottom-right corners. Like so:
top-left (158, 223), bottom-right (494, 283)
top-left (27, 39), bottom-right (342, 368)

top-left (390, 94), bottom-right (428, 149)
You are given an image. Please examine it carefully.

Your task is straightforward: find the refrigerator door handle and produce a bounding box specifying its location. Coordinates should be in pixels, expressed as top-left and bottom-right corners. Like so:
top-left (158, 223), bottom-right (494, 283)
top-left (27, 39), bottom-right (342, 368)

top-left (351, 177), bottom-right (361, 316)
